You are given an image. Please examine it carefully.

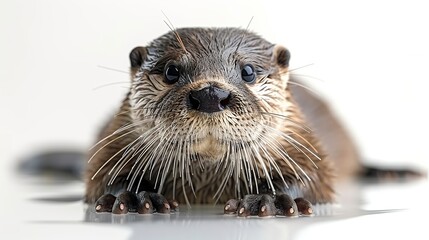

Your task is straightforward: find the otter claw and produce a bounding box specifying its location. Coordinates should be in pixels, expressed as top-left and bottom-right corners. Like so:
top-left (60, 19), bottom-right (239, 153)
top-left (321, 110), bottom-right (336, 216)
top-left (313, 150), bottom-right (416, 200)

top-left (258, 194), bottom-right (276, 217)
top-left (275, 194), bottom-right (298, 217)
top-left (224, 199), bottom-right (240, 214)
top-left (94, 193), bottom-right (116, 213)
top-left (294, 197), bottom-right (313, 215)
top-left (147, 192), bottom-right (170, 214)
top-left (169, 199), bottom-right (180, 211)
top-left (226, 194), bottom-right (312, 217)
top-left (112, 191), bottom-right (139, 214)
top-left (94, 191), bottom-right (178, 214)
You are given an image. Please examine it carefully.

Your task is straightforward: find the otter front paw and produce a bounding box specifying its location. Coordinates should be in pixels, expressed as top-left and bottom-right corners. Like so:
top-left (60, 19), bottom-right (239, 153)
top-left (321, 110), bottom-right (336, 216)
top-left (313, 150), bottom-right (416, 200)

top-left (94, 191), bottom-right (179, 214)
top-left (224, 194), bottom-right (313, 217)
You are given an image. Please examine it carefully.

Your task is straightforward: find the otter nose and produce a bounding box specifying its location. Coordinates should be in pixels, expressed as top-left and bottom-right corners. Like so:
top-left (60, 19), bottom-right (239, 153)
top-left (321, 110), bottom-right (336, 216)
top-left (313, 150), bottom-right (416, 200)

top-left (189, 86), bottom-right (231, 113)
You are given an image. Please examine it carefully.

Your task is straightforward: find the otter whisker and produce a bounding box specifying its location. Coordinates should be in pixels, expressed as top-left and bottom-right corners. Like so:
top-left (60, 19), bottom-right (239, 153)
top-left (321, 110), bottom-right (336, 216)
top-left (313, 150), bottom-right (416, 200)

top-left (161, 11), bottom-right (187, 54)
top-left (255, 138), bottom-right (289, 188)
top-left (213, 143), bottom-right (235, 202)
top-left (133, 134), bottom-right (168, 192)
top-left (265, 125), bottom-right (320, 161)
top-left (289, 73), bottom-right (325, 82)
top-left (234, 143), bottom-right (243, 198)
top-left (110, 124), bottom-right (167, 186)
top-left (125, 131), bottom-right (159, 177)
top-left (172, 140), bottom-right (180, 199)
top-left (141, 121), bottom-right (180, 181)
top-left (107, 136), bottom-right (143, 177)
top-left (87, 129), bottom-right (138, 163)
top-left (249, 140), bottom-right (276, 194)
top-left (108, 121), bottom-right (167, 184)
top-left (282, 137), bottom-right (319, 170)
top-left (156, 124), bottom-right (188, 193)
top-left (153, 144), bottom-right (170, 190)
top-left (108, 141), bottom-right (144, 185)
top-left (184, 121), bottom-right (198, 197)
top-left (92, 81), bottom-right (130, 91)
top-left (184, 137), bottom-right (196, 198)
top-left (239, 141), bottom-right (253, 194)
top-left (125, 127), bottom-right (167, 188)
top-left (88, 119), bottom-right (150, 152)
top-left (259, 133), bottom-right (301, 180)
top-left (213, 138), bottom-right (231, 199)
top-left (288, 63), bottom-right (315, 72)
top-left (97, 65), bottom-right (130, 74)
top-left (263, 125), bottom-right (319, 178)
top-left (251, 133), bottom-right (288, 187)
top-left (238, 155), bottom-right (251, 196)
top-left (181, 176), bottom-right (190, 206)
top-left (260, 112), bottom-right (312, 133)
top-left (147, 138), bottom-right (167, 179)
top-left (234, 16), bottom-right (254, 53)
top-left (164, 131), bottom-right (191, 202)
top-left (245, 141), bottom-right (260, 194)
top-left (267, 137), bottom-right (312, 184)
top-left (106, 135), bottom-right (144, 180)
top-left (91, 135), bottom-right (141, 180)
top-left (288, 81), bottom-right (323, 97)
top-left (171, 169), bottom-right (177, 200)
top-left (238, 127), bottom-right (267, 195)
top-left (178, 137), bottom-right (191, 206)
top-left (263, 118), bottom-right (319, 155)
top-left (287, 129), bottom-right (319, 154)
top-left (110, 149), bottom-right (141, 186)
top-left (255, 92), bottom-right (276, 112)
top-left (156, 131), bottom-right (182, 195)
top-left (231, 125), bottom-right (270, 189)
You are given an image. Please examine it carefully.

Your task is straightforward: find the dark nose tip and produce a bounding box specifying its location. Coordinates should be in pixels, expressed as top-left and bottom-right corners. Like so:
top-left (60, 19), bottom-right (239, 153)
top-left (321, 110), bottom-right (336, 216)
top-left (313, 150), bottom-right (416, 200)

top-left (188, 86), bottom-right (231, 113)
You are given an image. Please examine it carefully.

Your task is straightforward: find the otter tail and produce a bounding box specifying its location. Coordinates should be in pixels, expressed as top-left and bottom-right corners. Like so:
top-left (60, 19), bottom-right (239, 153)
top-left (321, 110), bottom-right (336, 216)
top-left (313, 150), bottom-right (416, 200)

top-left (17, 149), bottom-right (85, 180)
top-left (360, 164), bottom-right (426, 181)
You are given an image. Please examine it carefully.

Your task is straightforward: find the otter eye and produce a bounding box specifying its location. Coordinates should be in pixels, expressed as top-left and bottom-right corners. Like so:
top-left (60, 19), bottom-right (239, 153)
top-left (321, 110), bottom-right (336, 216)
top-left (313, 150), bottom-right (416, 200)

top-left (241, 64), bottom-right (256, 83)
top-left (164, 64), bottom-right (180, 84)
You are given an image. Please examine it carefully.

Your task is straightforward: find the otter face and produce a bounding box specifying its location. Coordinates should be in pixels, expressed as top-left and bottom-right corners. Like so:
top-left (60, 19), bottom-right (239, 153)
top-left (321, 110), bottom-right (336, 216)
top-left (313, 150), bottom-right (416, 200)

top-left (113, 28), bottom-right (325, 201)
top-left (128, 28), bottom-right (291, 162)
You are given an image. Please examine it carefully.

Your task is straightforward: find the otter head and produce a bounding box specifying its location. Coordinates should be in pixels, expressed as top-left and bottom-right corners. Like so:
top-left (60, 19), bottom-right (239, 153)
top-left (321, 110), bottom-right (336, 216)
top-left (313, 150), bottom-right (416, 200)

top-left (127, 28), bottom-right (296, 197)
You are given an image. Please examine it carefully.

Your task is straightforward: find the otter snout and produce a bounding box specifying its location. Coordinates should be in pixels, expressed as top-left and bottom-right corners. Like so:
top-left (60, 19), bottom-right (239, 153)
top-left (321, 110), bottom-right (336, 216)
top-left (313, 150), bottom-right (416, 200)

top-left (188, 86), bottom-right (231, 113)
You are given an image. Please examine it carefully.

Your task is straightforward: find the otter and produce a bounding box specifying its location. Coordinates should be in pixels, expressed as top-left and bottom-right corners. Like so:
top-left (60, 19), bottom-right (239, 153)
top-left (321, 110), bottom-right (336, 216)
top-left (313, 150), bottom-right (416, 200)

top-left (85, 27), bottom-right (354, 216)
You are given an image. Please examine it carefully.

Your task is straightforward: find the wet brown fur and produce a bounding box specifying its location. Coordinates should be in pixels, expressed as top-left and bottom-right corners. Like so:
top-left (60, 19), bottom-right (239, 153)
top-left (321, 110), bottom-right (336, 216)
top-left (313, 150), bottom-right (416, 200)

top-left (85, 28), bottom-right (337, 205)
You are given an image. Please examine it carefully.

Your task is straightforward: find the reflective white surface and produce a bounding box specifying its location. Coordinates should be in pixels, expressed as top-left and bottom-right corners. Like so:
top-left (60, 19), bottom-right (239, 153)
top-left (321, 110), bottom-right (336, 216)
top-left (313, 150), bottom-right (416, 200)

top-left (3, 175), bottom-right (428, 240)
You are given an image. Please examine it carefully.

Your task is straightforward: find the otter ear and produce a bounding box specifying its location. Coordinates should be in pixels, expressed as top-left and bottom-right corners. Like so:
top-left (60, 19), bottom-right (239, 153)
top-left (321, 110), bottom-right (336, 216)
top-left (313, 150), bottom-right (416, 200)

top-left (273, 45), bottom-right (291, 68)
top-left (129, 46), bottom-right (147, 76)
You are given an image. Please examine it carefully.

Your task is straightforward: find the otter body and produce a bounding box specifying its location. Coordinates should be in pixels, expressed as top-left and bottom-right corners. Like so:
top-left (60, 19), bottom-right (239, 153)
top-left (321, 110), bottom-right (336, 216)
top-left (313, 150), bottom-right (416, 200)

top-left (85, 28), bottom-right (349, 214)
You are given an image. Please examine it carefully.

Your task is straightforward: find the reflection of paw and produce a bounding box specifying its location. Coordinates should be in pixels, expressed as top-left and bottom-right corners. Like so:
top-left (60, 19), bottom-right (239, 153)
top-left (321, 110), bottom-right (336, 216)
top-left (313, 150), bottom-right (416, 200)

top-left (224, 194), bottom-right (313, 217)
top-left (94, 191), bottom-right (179, 214)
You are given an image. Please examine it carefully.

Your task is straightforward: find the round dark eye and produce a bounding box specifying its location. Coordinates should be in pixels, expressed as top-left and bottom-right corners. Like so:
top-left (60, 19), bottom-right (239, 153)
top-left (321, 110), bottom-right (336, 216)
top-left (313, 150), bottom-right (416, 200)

top-left (164, 64), bottom-right (180, 84)
top-left (241, 64), bottom-right (256, 83)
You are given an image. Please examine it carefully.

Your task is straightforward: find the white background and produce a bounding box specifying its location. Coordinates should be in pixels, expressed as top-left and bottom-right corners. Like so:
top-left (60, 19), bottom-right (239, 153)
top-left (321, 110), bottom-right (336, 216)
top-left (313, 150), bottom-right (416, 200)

top-left (1, 1), bottom-right (428, 240)
top-left (1, 0), bottom-right (428, 182)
